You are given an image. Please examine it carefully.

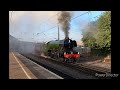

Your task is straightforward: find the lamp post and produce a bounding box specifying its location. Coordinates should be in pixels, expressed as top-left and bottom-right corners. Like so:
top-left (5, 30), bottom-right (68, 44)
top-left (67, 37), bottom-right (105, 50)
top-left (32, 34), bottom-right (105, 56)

top-left (58, 24), bottom-right (59, 41)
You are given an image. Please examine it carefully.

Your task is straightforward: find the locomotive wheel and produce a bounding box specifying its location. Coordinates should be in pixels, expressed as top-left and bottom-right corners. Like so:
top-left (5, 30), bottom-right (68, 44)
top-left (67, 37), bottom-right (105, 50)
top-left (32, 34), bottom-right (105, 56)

top-left (65, 58), bottom-right (69, 63)
top-left (73, 58), bottom-right (77, 62)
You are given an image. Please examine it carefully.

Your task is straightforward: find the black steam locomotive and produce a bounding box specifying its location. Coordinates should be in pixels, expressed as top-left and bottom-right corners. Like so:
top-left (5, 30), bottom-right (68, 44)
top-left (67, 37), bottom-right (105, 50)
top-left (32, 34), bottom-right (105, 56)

top-left (43, 37), bottom-right (80, 62)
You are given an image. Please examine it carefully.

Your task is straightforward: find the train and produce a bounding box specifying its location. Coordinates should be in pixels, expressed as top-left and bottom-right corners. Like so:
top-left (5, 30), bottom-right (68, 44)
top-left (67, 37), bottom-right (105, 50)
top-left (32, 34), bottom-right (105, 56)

top-left (43, 37), bottom-right (80, 62)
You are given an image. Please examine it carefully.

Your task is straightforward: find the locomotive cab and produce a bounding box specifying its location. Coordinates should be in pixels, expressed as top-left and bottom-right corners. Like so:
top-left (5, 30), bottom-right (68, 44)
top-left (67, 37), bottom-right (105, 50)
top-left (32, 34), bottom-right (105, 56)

top-left (72, 40), bottom-right (77, 47)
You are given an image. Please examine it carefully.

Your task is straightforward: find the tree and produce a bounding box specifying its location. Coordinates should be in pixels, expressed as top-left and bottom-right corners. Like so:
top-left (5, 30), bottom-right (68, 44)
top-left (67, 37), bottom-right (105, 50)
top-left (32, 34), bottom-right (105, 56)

top-left (82, 11), bottom-right (111, 48)
top-left (82, 21), bottom-right (97, 48)
top-left (81, 11), bottom-right (111, 56)
top-left (96, 11), bottom-right (111, 48)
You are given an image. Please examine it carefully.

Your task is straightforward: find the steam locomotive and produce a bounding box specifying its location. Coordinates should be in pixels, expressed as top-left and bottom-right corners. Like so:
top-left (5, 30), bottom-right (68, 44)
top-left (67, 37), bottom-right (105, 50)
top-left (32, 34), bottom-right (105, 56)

top-left (43, 37), bottom-right (80, 62)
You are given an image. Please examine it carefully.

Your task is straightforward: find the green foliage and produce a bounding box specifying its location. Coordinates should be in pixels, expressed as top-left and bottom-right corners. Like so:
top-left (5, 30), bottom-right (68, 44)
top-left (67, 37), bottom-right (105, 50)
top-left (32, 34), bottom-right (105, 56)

top-left (96, 11), bottom-right (111, 48)
top-left (82, 21), bottom-right (97, 48)
top-left (82, 32), bottom-right (96, 48)
top-left (82, 11), bottom-right (111, 55)
top-left (91, 48), bottom-right (110, 56)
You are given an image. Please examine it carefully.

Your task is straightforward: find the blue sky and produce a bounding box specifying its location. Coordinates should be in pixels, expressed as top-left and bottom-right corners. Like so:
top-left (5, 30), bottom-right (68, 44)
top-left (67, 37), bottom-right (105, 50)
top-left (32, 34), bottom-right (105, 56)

top-left (9, 11), bottom-right (104, 45)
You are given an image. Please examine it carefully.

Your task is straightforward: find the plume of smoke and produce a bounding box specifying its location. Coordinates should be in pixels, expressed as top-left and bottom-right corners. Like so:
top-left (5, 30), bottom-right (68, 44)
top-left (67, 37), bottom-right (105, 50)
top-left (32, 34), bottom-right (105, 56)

top-left (82, 21), bottom-right (98, 39)
top-left (58, 11), bottom-right (72, 38)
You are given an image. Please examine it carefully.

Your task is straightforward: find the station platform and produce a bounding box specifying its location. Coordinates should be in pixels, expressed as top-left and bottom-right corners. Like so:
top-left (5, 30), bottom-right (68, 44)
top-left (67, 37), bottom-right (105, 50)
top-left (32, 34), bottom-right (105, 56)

top-left (9, 52), bottom-right (37, 79)
top-left (9, 52), bottom-right (63, 79)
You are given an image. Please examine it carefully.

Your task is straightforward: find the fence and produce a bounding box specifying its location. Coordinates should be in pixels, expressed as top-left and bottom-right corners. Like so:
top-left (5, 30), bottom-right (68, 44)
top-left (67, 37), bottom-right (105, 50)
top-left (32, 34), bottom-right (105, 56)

top-left (73, 46), bottom-right (91, 56)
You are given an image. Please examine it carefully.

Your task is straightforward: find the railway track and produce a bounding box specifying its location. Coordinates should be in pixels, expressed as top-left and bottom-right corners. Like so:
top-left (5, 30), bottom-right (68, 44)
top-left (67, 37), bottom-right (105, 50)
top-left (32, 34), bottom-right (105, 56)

top-left (18, 52), bottom-right (110, 79)
top-left (16, 53), bottom-right (75, 79)
top-left (34, 54), bottom-right (111, 75)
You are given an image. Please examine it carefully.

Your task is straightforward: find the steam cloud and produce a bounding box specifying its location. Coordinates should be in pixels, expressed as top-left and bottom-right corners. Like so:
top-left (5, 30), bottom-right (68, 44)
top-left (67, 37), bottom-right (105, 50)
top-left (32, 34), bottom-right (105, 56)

top-left (58, 11), bottom-right (72, 38)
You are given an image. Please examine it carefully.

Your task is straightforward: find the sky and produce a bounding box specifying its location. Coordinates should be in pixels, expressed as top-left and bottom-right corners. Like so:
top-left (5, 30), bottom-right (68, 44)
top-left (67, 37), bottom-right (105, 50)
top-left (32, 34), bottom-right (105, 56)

top-left (9, 11), bottom-right (105, 45)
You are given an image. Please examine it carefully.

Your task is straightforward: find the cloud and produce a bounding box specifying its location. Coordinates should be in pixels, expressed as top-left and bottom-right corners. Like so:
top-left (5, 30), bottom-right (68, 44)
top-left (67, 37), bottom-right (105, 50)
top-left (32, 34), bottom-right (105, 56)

top-left (9, 11), bottom-right (26, 23)
top-left (9, 11), bottom-right (59, 23)
top-left (32, 11), bottom-right (59, 25)
top-left (9, 11), bottom-right (60, 31)
top-left (9, 11), bottom-right (61, 41)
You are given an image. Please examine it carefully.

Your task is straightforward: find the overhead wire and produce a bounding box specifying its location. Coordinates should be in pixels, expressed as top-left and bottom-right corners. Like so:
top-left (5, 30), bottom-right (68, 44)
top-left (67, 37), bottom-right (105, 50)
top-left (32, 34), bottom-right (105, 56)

top-left (38, 11), bottom-right (90, 35)
top-left (37, 11), bottom-right (94, 42)
top-left (11, 11), bottom-right (102, 42)
top-left (42, 12), bottom-right (102, 42)
top-left (39, 12), bottom-right (60, 26)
